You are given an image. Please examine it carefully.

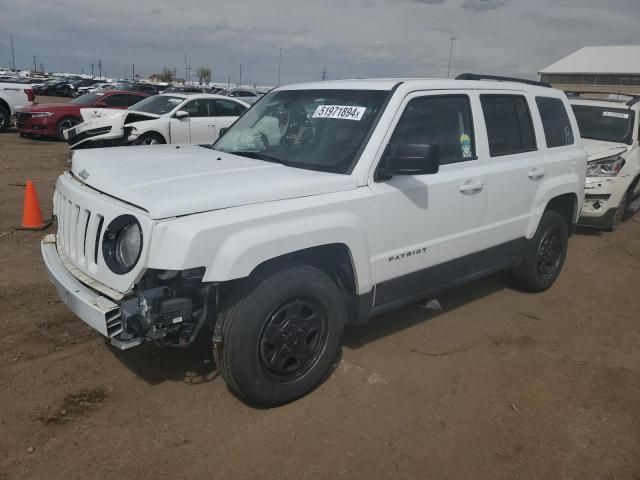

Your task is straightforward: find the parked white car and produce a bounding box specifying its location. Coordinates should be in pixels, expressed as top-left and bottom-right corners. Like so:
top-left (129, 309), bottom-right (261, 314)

top-left (79, 82), bottom-right (112, 95)
top-left (43, 76), bottom-right (586, 406)
top-left (0, 82), bottom-right (35, 131)
top-left (65, 93), bottom-right (250, 148)
top-left (218, 88), bottom-right (262, 104)
top-left (569, 94), bottom-right (640, 230)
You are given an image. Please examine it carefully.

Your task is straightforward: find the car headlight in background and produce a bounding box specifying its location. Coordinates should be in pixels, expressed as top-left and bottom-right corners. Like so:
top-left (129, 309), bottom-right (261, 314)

top-left (30, 112), bottom-right (53, 118)
top-left (102, 215), bottom-right (143, 274)
top-left (587, 155), bottom-right (625, 177)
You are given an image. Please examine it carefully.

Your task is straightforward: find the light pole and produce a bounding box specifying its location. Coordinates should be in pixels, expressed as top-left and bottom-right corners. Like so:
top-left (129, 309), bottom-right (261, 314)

top-left (277, 48), bottom-right (282, 86)
top-left (447, 36), bottom-right (456, 78)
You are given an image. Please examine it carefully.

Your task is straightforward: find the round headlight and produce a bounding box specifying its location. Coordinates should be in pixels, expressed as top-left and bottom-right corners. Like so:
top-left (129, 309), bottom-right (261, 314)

top-left (102, 215), bottom-right (143, 274)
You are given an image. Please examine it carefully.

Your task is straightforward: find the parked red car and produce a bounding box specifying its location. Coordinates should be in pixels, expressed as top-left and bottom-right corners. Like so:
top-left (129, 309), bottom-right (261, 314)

top-left (16, 90), bottom-right (149, 140)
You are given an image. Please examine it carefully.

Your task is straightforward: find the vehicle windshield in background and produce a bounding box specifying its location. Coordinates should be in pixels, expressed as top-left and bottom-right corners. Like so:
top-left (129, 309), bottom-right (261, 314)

top-left (129, 95), bottom-right (183, 114)
top-left (213, 89), bottom-right (388, 174)
top-left (70, 92), bottom-right (105, 105)
top-left (571, 105), bottom-right (635, 144)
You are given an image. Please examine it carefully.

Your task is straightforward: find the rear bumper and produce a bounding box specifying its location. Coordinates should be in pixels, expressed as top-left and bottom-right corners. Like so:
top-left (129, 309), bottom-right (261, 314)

top-left (41, 234), bottom-right (123, 338)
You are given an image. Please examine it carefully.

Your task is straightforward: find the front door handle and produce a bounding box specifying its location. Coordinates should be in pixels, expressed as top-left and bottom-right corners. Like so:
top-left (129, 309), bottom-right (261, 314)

top-left (459, 181), bottom-right (484, 194)
top-left (528, 168), bottom-right (546, 180)
top-left (207, 124), bottom-right (216, 128)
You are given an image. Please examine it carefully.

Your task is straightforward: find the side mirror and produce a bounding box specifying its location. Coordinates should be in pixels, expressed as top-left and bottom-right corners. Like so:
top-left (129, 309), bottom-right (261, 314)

top-left (175, 110), bottom-right (189, 119)
top-left (218, 127), bottom-right (229, 137)
top-left (376, 144), bottom-right (440, 181)
top-left (94, 101), bottom-right (108, 107)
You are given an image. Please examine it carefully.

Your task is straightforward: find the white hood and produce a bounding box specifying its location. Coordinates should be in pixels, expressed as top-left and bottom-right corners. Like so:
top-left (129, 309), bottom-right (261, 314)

top-left (71, 145), bottom-right (357, 219)
top-left (79, 107), bottom-right (159, 126)
top-left (581, 138), bottom-right (629, 161)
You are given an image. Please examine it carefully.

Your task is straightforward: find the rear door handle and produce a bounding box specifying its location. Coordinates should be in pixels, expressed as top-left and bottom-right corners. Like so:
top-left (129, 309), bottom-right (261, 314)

top-left (459, 181), bottom-right (484, 194)
top-left (528, 168), bottom-right (545, 180)
top-left (207, 124), bottom-right (216, 128)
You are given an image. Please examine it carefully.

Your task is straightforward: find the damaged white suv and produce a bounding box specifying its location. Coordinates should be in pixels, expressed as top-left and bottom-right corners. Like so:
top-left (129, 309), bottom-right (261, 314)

top-left (42, 75), bottom-right (586, 405)
top-left (570, 94), bottom-right (640, 230)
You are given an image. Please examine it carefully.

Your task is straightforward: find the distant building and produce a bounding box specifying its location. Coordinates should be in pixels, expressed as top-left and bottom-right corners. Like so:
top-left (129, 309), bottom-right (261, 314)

top-left (539, 46), bottom-right (640, 95)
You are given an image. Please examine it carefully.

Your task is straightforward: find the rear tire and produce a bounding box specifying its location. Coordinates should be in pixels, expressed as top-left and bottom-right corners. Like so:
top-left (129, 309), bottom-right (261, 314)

top-left (134, 132), bottom-right (166, 145)
top-left (0, 105), bottom-right (10, 132)
top-left (214, 263), bottom-right (345, 406)
top-left (513, 210), bottom-right (568, 292)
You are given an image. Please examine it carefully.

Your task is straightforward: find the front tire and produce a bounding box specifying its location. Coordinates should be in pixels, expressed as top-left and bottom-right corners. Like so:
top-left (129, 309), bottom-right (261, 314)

top-left (56, 117), bottom-right (79, 141)
top-left (214, 263), bottom-right (346, 406)
top-left (0, 105), bottom-right (10, 132)
top-left (606, 191), bottom-right (629, 232)
top-left (134, 132), bottom-right (166, 145)
top-left (513, 210), bottom-right (568, 292)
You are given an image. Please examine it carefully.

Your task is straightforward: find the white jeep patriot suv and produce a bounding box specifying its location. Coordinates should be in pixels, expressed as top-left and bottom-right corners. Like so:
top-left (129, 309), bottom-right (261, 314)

top-left (42, 75), bottom-right (587, 406)
top-left (569, 93), bottom-right (640, 230)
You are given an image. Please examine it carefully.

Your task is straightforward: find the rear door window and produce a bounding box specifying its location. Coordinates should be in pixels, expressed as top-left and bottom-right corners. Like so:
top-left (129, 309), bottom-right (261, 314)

top-left (536, 97), bottom-right (575, 147)
top-left (102, 94), bottom-right (128, 107)
top-left (214, 99), bottom-right (247, 116)
top-left (126, 94), bottom-right (147, 107)
top-left (480, 95), bottom-right (537, 156)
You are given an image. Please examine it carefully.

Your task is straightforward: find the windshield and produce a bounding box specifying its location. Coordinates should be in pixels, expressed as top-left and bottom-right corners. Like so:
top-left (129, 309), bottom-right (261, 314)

top-left (70, 92), bottom-right (106, 105)
top-left (129, 95), bottom-right (184, 114)
top-left (213, 89), bottom-right (389, 174)
top-left (572, 105), bottom-right (635, 144)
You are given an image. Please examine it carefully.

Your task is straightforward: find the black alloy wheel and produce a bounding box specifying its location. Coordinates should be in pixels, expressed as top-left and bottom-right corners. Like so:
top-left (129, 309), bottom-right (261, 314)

top-left (537, 227), bottom-right (562, 280)
top-left (258, 298), bottom-right (328, 382)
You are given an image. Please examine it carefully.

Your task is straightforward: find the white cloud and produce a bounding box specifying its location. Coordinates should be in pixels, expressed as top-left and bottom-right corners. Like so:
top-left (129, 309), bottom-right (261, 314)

top-left (1, 0), bottom-right (639, 85)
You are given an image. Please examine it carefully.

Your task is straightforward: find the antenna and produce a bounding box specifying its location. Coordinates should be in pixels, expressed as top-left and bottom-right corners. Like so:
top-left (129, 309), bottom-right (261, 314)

top-left (321, 67), bottom-right (327, 81)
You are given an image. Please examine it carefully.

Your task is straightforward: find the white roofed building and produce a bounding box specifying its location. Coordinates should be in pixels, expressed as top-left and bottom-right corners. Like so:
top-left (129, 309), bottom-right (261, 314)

top-left (539, 46), bottom-right (640, 95)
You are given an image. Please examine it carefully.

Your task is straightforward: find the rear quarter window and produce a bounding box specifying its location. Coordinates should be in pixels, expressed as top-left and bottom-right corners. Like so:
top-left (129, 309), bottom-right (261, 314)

top-left (536, 97), bottom-right (575, 148)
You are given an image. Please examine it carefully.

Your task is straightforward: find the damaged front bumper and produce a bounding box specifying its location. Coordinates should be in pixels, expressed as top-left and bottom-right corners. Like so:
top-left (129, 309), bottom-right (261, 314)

top-left (66, 125), bottom-right (124, 149)
top-left (42, 234), bottom-right (213, 350)
top-left (579, 175), bottom-right (633, 225)
top-left (41, 234), bottom-right (124, 340)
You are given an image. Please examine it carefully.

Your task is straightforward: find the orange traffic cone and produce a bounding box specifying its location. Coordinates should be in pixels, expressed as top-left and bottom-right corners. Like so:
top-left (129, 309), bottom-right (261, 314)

top-left (19, 180), bottom-right (52, 231)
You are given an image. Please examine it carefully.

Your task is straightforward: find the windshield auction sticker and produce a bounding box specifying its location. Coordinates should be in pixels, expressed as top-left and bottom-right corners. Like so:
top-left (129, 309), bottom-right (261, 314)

top-left (312, 105), bottom-right (367, 121)
top-left (603, 111), bottom-right (629, 119)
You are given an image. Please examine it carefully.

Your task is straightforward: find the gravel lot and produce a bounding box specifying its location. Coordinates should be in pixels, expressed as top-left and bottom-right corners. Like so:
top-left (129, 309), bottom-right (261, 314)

top-left (1, 100), bottom-right (639, 479)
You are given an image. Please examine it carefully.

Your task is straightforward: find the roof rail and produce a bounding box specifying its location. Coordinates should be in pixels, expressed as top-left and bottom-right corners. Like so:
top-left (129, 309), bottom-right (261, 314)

top-left (455, 73), bottom-right (552, 88)
top-left (565, 91), bottom-right (640, 106)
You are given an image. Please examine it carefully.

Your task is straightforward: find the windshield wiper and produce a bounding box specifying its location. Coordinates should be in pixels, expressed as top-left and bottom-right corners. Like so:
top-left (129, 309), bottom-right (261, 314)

top-left (224, 150), bottom-right (290, 166)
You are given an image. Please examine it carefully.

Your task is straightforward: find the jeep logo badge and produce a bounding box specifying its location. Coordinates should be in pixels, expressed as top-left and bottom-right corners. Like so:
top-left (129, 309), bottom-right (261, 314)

top-left (78, 169), bottom-right (90, 181)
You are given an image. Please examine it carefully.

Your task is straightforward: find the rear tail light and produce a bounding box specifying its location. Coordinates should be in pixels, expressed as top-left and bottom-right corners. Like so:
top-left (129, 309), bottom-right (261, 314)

top-left (24, 89), bottom-right (36, 102)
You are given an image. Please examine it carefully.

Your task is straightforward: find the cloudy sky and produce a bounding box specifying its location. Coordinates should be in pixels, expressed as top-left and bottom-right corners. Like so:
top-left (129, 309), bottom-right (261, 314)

top-left (1, 0), bottom-right (639, 85)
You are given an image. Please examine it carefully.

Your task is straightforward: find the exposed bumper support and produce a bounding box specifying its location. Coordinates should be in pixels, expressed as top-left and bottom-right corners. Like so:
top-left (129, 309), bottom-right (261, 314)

top-left (41, 234), bottom-right (123, 339)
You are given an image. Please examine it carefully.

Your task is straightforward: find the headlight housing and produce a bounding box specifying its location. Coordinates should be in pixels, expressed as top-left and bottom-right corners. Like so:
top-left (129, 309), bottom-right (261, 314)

top-left (31, 112), bottom-right (53, 118)
top-left (102, 215), bottom-right (143, 274)
top-left (587, 155), bottom-right (625, 177)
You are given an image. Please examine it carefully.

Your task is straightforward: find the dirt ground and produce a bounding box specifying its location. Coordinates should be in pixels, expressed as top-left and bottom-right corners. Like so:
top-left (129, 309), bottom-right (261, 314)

top-left (0, 100), bottom-right (639, 479)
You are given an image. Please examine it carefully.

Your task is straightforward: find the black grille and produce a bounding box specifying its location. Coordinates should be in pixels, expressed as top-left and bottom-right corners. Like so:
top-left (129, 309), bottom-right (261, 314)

top-left (15, 112), bottom-right (31, 128)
